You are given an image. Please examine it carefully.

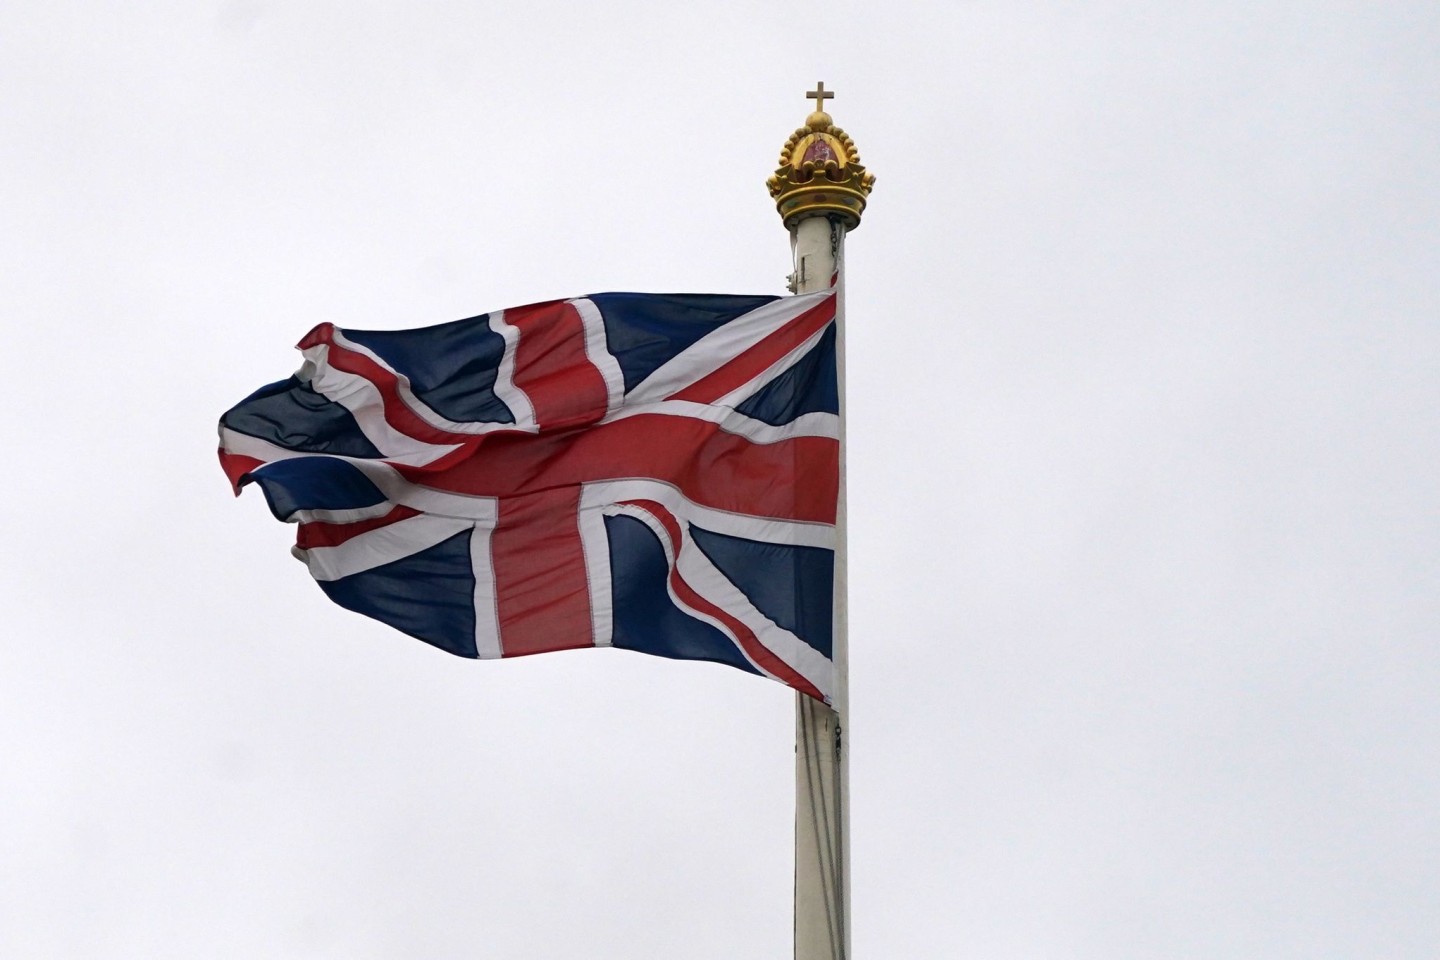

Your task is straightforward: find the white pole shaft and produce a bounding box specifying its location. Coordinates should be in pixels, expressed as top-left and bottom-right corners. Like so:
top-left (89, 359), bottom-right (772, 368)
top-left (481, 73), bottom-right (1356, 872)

top-left (791, 215), bottom-right (849, 960)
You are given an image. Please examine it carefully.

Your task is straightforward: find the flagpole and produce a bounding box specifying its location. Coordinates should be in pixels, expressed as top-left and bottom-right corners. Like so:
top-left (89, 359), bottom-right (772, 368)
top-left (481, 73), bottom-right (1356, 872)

top-left (767, 84), bottom-right (873, 960)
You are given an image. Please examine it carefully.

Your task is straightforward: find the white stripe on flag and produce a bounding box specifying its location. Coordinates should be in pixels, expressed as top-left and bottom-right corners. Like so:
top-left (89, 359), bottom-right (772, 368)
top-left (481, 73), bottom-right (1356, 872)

top-left (604, 502), bottom-right (833, 702)
top-left (671, 519), bottom-right (833, 702)
top-left (601, 399), bottom-right (838, 444)
top-left (710, 321), bottom-right (832, 412)
top-left (301, 343), bottom-right (464, 466)
top-left (487, 309), bottom-right (538, 430)
top-left (301, 514), bottom-right (472, 582)
top-left (469, 523), bottom-right (503, 659)
top-left (321, 327), bottom-right (538, 437)
top-left (624, 292), bottom-right (832, 405)
top-left (570, 298), bottom-right (627, 419)
top-left (219, 429), bottom-right (500, 524)
top-left (577, 498), bottom-right (614, 648)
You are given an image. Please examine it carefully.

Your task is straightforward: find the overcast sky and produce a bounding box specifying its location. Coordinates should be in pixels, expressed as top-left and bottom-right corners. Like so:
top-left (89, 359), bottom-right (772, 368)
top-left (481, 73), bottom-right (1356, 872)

top-left (3, 2), bottom-right (1437, 958)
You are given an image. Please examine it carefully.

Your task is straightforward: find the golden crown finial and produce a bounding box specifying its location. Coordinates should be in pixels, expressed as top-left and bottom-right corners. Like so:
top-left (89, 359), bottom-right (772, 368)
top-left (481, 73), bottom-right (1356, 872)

top-left (766, 82), bottom-right (875, 231)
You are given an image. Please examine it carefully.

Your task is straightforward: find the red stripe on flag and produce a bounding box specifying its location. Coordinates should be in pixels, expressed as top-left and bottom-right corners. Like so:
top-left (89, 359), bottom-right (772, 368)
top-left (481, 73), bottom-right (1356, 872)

top-left (218, 450), bottom-right (265, 494)
top-left (396, 415), bottom-right (838, 524)
top-left (296, 505), bottom-right (422, 550)
top-left (302, 323), bottom-right (527, 455)
top-left (665, 296), bottom-right (835, 405)
top-left (628, 500), bottom-right (825, 702)
top-left (491, 486), bottom-right (593, 657)
top-left (505, 301), bottom-right (610, 430)
top-left (296, 322), bottom-right (334, 351)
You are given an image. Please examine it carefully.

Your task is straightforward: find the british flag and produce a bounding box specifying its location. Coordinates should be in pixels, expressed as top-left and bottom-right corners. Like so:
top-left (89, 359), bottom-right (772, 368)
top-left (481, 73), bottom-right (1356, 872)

top-left (218, 292), bottom-right (838, 702)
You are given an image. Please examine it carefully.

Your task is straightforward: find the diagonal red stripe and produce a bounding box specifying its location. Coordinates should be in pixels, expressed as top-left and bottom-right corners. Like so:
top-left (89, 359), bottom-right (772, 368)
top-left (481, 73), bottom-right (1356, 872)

top-left (665, 296), bottom-right (835, 405)
top-left (305, 324), bottom-right (487, 446)
top-left (626, 499), bottom-right (824, 701)
top-left (295, 505), bottom-right (422, 550)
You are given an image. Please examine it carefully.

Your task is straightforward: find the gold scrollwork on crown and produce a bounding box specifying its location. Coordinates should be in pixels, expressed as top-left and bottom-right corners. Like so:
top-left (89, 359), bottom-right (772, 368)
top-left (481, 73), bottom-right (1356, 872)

top-left (766, 108), bottom-right (875, 231)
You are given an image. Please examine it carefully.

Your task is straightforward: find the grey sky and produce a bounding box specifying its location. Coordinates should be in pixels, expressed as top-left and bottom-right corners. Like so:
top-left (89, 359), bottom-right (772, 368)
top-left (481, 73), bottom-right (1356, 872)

top-left (2, 2), bottom-right (1437, 957)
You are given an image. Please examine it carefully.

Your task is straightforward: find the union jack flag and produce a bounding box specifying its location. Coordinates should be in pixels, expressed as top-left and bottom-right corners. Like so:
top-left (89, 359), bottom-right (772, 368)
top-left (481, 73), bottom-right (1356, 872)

top-left (218, 292), bottom-right (838, 702)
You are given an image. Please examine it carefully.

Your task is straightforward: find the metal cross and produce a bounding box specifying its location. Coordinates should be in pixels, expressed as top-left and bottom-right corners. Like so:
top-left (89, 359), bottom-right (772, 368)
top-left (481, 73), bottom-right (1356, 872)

top-left (806, 81), bottom-right (834, 111)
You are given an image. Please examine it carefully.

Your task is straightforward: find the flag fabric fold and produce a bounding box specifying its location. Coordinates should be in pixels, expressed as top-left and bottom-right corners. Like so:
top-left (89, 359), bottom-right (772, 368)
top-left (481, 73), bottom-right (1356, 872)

top-left (219, 292), bottom-right (838, 702)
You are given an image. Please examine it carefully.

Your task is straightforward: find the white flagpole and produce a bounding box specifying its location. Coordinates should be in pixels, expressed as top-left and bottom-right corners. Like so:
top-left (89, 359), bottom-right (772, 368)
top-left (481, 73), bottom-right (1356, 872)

top-left (768, 82), bottom-right (872, 960)
top-left (791, 214), bottom-right (850, 960)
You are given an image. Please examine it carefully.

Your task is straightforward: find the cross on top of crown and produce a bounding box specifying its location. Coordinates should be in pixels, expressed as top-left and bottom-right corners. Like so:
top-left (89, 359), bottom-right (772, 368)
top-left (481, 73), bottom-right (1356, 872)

top-left (806, 82), bottom-right (834, 112)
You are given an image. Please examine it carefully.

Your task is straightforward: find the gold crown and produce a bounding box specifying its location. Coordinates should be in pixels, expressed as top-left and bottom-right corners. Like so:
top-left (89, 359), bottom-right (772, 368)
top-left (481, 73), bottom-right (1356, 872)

top-left (766, 85), bottom-right (875, 230)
